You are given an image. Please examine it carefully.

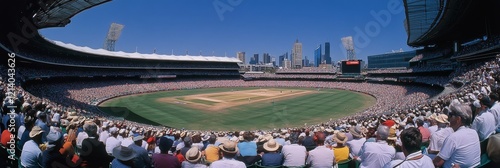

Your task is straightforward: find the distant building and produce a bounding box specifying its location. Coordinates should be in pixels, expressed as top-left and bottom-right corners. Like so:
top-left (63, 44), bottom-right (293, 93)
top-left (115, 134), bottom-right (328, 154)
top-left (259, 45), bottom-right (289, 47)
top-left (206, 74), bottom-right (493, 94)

top-left (237, 52), bottom-right (245, 63)
top-left (292, 39), bottom-right (303, 69)
top-left (278, 52), bottom-right (288, 67)
top-left (314, 45), bottom-right (322, 67)
top-left (367, 50), bottom-right (416, 69)
top-left (303, 57), bottom-right (310, 67)
top-left (271, 57), bottom-right (276, 67)
top-left (263, 53), bottom-right (271, 64)
top-left (324, 42), bottom-right (331, 64)
top-left (284, 58), bottom-right (292, 69)
top-left (250, 54), bottom-right (259, 65)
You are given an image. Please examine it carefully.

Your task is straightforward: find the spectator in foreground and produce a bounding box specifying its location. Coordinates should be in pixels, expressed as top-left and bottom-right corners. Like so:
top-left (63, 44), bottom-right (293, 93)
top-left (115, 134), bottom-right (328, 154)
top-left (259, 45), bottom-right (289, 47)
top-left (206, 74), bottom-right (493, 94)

top-left (471, 97), bottom-right (496, 141)
top-left (384, 127), bottom-right (434, 168)
top-left (152, 137), bottom-right (181, 168)
top-left (129, 135), bottom-right (151, 168)
top-left (357, 125), bottom-right (395, 168)
top-left (111, 146), bottom-right (136, 168)
top-left (182, 147), bottom-right (207, 168)
top-left (204, 134), bottom-right (220, 164)
top-left (80, 121), bottom-right (112, 168)
top-left (210, 141), bottom-right (246, 168)
top-left (20, 126), bottom-right (44, 168)
top-left (281, 133), bottom-right (307, 167)
top-left (332, 132), bottom-right (350, 163)
top-left (433, 104), bottom-right (480, 168)
top-left (306, 132), bottom-right (335, 168)
top-left (427, 114), bottom-right (453, 156)
top-left (261, 139), bottom-right (283, 166)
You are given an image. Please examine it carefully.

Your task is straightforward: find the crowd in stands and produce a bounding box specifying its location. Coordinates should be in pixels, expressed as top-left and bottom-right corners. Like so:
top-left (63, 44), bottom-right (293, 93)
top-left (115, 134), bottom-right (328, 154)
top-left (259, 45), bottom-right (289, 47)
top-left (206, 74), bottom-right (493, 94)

top-left (243, 73), bottom-right (337, 80)
top-left (453, 35), bottom-right (500, 57)
top-left (276, 67), bottom-right (336, 73)
top-left (1, 57), bottom-right (500, 167)
top-left (367, 64), bottom-right (453, 74)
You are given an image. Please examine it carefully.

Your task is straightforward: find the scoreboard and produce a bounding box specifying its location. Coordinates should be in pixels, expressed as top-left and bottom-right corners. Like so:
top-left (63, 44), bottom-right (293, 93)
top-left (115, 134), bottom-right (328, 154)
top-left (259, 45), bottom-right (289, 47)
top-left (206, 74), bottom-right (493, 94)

top-left (341, 60), bottom-right (362, 74)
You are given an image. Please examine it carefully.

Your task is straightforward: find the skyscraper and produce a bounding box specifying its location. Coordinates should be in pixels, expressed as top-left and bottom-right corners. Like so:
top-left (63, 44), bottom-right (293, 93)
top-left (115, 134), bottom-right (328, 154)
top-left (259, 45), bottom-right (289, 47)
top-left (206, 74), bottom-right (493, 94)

top-left (263, 53), bottom-right (271, 64)
top-left (324, 42), bottom-right (331, 64)
top-left (253, 54), bottom-right (259, 64)
top-left (237, 52), bottom-right (245, 63)
top-left (314, 45), bottom-right (322, 67)
top-left (292, 39), bottom-right (303, 69)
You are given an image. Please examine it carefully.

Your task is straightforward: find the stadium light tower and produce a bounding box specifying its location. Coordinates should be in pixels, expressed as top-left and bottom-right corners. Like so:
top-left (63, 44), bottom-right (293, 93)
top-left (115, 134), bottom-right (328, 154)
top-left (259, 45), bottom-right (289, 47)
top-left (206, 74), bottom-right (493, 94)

top-left (341, 36), bottom-right (356, 60)
top-left (103, 23), bottom-right (124, 51)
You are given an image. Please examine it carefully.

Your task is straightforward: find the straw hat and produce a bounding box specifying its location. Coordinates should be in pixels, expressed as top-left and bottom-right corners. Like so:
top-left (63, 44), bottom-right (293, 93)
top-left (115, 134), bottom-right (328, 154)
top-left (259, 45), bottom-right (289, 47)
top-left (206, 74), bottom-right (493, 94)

top-left (333, 132), bottom-right (348, 145)
top-left (387, 127), bottom-right (397, 141)
top-left (219, 140), bottom-right (239, 154)
top-left (29, 126), bottom-right (44, 138)
top-left (185, 147), bottom-right (202, 163)
top-left (349, 126), bottom-right (364, 138)
top-left (435, 114), bottom-right (449, 124)
top-left (263, 139), bottom-right (280, 152)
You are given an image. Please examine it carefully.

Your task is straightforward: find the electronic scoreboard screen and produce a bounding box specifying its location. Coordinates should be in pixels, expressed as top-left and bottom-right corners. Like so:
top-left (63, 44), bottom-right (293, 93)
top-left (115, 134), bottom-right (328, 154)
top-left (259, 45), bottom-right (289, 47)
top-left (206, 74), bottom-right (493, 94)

top-left (341, 60), bottom-right (361, 74)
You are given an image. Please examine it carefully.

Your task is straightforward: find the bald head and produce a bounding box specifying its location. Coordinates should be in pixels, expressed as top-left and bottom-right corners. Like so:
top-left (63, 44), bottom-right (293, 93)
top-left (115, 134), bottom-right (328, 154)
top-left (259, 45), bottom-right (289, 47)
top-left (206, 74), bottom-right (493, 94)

top-left (377, 125), bottom-right (389, 141)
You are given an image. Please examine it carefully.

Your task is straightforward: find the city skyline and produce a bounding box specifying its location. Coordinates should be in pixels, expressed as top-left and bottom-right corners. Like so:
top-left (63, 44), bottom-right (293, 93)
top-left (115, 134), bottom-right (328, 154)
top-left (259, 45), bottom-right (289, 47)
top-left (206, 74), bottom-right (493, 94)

top-left (39, 0), bottom-right (413, 63)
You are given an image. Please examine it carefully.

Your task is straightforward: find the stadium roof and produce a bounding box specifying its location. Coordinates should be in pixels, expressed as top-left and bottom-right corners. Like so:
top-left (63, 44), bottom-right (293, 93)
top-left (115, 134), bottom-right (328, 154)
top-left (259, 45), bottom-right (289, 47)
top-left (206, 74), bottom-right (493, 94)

top-left (32, 0), bottom-right (111, 28)
top-left (404, 1), bottom-right (500, 47)
top-left (50, 40), bottom-right (242, 63)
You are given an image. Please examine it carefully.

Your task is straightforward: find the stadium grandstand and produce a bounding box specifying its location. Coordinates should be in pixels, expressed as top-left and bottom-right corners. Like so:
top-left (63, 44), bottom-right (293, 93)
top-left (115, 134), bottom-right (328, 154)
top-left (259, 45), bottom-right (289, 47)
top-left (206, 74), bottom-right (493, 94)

top-left (0, 0), bottom-right (499, 168)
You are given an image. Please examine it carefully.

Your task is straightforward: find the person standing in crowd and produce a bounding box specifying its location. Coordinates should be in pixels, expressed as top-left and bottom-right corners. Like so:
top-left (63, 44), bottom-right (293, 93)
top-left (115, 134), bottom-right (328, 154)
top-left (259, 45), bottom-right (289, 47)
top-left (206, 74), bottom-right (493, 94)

top-left (210, 141), bottom-right (246, 168)
top-left (384, 127), bottom-right (434, 168)
top-left (306, 132), bottom-right (335, 168)
top-left (433, 104), bottom-right (480, 168)
top-left (356, 125), bottom-right (395, 168)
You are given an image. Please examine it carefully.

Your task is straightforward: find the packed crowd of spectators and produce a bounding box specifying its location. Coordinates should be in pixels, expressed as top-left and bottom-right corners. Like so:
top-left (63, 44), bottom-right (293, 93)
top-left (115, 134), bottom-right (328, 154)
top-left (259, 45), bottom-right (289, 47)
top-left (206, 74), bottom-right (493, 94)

top-left (276, 67), bottom-right (336, 73)
top-left (2, 57), bottom-right (500, 167)
top-left (243, 73), bottom-right (337, 80)
top-left (367, 64), bottom-right (453, 74)
top-left (453, 35), bottom-right (500, 57)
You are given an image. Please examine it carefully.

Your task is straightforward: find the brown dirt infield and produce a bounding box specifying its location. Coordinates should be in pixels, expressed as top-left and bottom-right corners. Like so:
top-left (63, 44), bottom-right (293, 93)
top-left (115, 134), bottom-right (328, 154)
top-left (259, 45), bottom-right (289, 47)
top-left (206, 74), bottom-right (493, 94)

top-left (156, 88), bottom-right (315, 112)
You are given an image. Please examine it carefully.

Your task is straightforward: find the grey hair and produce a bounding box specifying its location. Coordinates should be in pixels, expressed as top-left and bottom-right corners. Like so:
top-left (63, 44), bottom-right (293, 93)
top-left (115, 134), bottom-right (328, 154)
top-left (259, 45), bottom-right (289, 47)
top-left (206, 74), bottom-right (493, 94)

top-left (449, 103), bottom-right (473, 126)
top-left (377, 125), bottom-right (390, 140)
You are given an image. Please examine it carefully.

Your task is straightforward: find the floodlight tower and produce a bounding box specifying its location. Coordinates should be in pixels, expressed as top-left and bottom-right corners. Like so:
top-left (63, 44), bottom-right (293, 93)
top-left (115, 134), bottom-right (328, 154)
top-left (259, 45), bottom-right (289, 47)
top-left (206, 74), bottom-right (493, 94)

top-left (103, 23), bottom-right (124, 51)
top-left (341, 36), bottom-right (356, 60)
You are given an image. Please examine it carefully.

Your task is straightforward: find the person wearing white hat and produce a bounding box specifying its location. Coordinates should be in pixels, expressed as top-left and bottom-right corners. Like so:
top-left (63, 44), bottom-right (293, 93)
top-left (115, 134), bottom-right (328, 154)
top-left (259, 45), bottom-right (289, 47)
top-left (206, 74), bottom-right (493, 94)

top-left (471, 96), bottom-right (496, 141)
top-left (99, 125), bottom-right (109, 144)
top-left (106, 127), bottom-right (122, 155)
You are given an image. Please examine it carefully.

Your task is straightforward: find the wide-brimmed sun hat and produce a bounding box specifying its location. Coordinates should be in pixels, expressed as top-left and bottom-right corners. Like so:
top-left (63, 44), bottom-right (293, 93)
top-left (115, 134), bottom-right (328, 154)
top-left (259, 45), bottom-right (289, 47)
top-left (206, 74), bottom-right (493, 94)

top-left (263, 139), bottom-right (280, 152)
top-left (219, 140), bottom-right (239, 154)
top-left (435, 114), bottom-right (449, 124)
top-left (333, 132), bottom-right (348, 145)
top-left (29, 126), bottom-right (44, 138)
top-left (350, 126), bottom-right (364, 138)
top-left (112, 146), bottom-right (136, 161)
top-left (185, 147), bottom-right (202, 163)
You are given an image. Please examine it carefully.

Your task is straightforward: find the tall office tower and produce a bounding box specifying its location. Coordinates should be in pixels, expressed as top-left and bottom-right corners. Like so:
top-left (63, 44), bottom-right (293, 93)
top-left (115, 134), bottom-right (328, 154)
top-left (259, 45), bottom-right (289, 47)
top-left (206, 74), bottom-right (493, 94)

top-left (253, 54), bottom-right (259, 64)
top-left (237, 52), bottom-right (246, 63)
top-left (314, 45), bottom-right (322, 67)
top-left (292, 39), bottom-right (303, 69)
top-left (324, 42), bottom-right (331, 64)
top-left (284, 59), bottom-right (292, 69)
top-left (263, 53), bottom-right (271, 64)
top-left (271, 57), bottom-right (276, 66)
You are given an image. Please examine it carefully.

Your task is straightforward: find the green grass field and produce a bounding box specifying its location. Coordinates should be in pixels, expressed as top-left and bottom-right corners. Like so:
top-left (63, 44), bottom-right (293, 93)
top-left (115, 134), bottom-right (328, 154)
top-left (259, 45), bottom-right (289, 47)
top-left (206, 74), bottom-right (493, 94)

top-left (98, 87), bottom-right (376, 131)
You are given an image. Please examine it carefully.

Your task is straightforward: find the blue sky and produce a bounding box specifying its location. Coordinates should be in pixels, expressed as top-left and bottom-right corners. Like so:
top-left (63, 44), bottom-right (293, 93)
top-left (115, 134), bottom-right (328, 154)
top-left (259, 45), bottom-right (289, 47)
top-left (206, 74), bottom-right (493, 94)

top-left (40, 0), bottom-right (414, 64)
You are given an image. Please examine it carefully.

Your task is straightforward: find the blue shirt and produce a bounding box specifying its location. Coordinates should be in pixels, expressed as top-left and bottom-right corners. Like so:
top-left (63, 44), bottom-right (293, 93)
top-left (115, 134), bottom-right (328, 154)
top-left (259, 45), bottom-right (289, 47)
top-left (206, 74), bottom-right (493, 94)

top-left (261, 153), bottom-right (284, 166)
top-left (35, 119), bottom-right (49, 142)
top-left (20, 140), bottom-right (43, 168)
top-left (128, 143), bottom-right (151, 168)
top-left (19, 128), bottom-right (31, 150)
top-left (237, 141), bottom-right (257, 156)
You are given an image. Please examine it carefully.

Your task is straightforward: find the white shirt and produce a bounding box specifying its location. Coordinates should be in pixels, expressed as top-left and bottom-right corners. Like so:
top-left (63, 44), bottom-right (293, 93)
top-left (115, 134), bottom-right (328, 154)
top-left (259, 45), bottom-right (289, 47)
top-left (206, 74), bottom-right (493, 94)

top-left (51, 112), bottom-right (60, 123)
top-left (105, 136), bottom-right (121, 154)
top-left (438, 126), bottom-right (480, 168)
top-left (121, 137), bottom-right (134, 147)
top-left (384, 151), bottom-right (434, 168)
top-left (428, 127), bottom-right (453, 152)
top-left (210, 157), bottom-right (246, 168)
top-left (359, 141), bottom-right (395, 168)
top-left (428, 125), bottom-right (438, 136)
top-left (307, 145), bottom-right (334, 168)
top-left (471, 110), bottom-right (496, 141)
top-left (17, 125), bottom-right (26, 140)
top-left (76, 132), bottom-right (88, 149)
top-left (281, 144), bottom-right (307, 167)
top-left (490, 102), bottom-right (500, 127)
top-left (346, 137), bottom-right (366, 157)
top-left (99, 130), bottom-right (109, 144)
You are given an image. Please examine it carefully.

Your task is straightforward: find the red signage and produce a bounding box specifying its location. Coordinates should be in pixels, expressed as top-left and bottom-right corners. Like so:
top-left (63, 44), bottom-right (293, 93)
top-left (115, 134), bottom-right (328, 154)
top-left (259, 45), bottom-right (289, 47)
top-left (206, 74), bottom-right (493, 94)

top-left (346, 61), bottom-right (359, 65)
